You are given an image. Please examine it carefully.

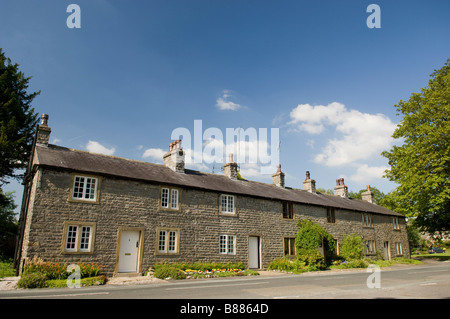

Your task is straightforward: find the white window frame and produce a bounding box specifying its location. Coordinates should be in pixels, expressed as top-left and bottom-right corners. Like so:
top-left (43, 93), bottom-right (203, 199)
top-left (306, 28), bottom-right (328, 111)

top-left (171, 189), bottom-right (179, 210)
top-left (161, 188), bottom-right (169, 208)
top-left (72, 175), bottom-right (98, 202)
top-left (393, 217), bottom-right (400, 230)
top-left (219, 235), bottom-right (236, 255)
top-left (157, 229), bottom-right (179, 254)
top-left (160, 187), bottom-right (180, 210)
top-left (63, 222), bottom-right (94, 253)
top-left (220, 194), bottom-right (235, 214)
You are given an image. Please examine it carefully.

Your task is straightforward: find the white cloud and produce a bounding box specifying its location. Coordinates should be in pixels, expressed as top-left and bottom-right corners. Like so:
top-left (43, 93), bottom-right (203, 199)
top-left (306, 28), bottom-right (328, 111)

top-left (86, 141), bottom-right (115, 156)
top-left (142, 148), bottom-right (166, 162)
top-left (289, 102), bottom-right (396, 167)
top-left (289, 102), bottom-right (346, 134)
top-left (216, 90), bottom-right (243, 111)
top-left (51, 138), bottom-right (62, 144)
top-left (349, 164), bottom-right (389, 184)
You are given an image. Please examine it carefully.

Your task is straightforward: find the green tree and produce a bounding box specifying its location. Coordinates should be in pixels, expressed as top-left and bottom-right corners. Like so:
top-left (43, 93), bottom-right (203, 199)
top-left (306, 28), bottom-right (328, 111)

top-left (0, 48), bottom-right (39, 185)
top-left (348, 186), bottom-right (385, 204)
top-left (0, 190), bottom-right (18, 257)
top-left (316, 188), bottom-right (334, 195)
top-left (382, 59), bottom-right (450, 234)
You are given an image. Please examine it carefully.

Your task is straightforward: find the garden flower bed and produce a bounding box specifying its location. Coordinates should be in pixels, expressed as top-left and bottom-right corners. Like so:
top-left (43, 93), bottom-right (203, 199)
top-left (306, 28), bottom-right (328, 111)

top-left (151, 262), bottom-right (259, 280)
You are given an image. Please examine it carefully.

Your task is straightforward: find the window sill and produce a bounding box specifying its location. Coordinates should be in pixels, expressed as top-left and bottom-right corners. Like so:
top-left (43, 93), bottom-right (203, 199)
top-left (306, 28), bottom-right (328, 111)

top-left (68, 198), bottom-right (100, 205)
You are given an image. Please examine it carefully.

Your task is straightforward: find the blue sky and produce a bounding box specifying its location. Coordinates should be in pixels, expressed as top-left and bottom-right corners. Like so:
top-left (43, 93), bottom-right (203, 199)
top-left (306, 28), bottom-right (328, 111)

top-left (2, 0), bottom-right (449, 209)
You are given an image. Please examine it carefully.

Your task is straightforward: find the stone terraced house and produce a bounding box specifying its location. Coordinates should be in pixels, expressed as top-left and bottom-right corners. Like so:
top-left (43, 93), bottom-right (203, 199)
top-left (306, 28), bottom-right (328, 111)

top-left (14, 115), bottom-right (410, 276)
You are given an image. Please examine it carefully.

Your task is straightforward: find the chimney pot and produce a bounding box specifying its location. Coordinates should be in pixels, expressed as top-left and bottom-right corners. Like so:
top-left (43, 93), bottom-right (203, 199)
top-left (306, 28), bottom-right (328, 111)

top-left (36, 114), bottom-right (51, 146)
top-left (40, 114), bottom-right (49, 126)
top-left (334, 177), bottom-right (348, 198)
top-left (163, 139), bottom-right (185, 173)
top-left (303, 170), bottom-right (316, 193)
top-left (362, 185), bottom-right (374, 203)
top-left (224, 154), bottom-right (238, 179)
top-left (272, 164), bottom-right (285, 188)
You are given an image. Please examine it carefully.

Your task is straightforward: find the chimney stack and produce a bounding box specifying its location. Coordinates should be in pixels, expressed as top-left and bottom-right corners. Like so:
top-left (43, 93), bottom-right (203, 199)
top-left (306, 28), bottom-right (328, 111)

top-left (361, 185), bottom-right (374, 203)
top-left (303, 171), bottom-right (316, 193)
top-left (334, 177), bottom-right (348, 198)
top-left (272, 164), bottom-right (285, 188)
top-left (163, 139), bottom-right (185, 173)
top-left (36, 114), bottom-right (51, 146)
top-left (224, 153), bottom-right (238, 179)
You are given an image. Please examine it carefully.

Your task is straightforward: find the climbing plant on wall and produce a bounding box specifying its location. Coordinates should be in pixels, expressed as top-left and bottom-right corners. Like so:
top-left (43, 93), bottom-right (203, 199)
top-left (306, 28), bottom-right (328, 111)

top-left (295, 219), bottom-right (335, 267)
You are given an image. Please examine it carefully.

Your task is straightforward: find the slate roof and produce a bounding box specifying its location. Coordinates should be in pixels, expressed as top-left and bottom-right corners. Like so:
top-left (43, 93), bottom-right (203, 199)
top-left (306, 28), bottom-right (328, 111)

top-left (34, 144), bottom-right (403, 217)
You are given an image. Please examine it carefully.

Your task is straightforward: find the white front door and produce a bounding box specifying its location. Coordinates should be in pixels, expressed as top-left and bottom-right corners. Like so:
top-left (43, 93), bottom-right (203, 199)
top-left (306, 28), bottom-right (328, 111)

top-left (248, 236), bottom-right (260, 269)
top-left (118, 230), bottom-right (140, 273)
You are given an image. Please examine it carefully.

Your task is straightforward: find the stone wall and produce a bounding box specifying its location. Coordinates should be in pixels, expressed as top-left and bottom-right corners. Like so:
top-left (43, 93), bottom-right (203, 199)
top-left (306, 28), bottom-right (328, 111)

top-left (20, 167), bottom-right (410, 276)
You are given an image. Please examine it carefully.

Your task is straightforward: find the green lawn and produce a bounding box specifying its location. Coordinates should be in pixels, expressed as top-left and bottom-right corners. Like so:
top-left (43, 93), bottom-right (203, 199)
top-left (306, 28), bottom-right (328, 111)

top-left (0, 259), bottom-right (15, 278)
top-left (412, 252), bottom-right (450, 261)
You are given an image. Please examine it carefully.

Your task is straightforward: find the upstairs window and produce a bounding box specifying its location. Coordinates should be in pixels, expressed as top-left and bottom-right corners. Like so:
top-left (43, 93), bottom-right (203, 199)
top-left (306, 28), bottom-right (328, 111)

top-left (282, 202), bottom-right (294, 219)
top-left (362, 214), bottom-right (373, 228)
top-left (160, 187), bottom-right (180, 210)
top-left (220, 195), bottom-right (235, 214)
top-left (70, 175), bottom-right (99, 203)
top-left (327, 208), bottom-right (336, 223)
top-left (393, 217), bottom-right (400, 230)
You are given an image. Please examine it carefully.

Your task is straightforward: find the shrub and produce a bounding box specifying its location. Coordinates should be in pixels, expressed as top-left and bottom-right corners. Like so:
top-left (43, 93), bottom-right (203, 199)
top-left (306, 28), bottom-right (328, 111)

top-left (330, 259), bottom-right (368, 269)
top-left (154, 264), bottom-right (186, 280)
top-left (17, 272), bottom-right (48, 289)
top-left (21, 257), bottom-right (103, 280)
top-left (267, 257), bottom-right (308, 273)
top-left (297, 249), bottom-right (327, 270)
top-left (339, 234), bottom-right (364, 260)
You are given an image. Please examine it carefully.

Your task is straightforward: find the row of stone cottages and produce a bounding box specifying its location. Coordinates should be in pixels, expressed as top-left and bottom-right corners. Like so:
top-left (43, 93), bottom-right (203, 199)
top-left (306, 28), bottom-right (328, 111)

top-left (14, 114), bottom-right (409, 276)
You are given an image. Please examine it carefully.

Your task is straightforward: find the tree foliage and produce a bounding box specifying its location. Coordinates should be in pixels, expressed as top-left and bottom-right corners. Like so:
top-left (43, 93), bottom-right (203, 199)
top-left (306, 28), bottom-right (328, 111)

top-left (0, 48), bottom-right (39, 185)
top-left (339, 234), bottom-right (364, 260)
top-left (0, 189), bottom-right (18, 257)
top-left (295, 219), bottom-right (335, 267)
top-left (348, 186), bottom-right (385, 204)
top-left (382, 59), bottom-right (450, 233)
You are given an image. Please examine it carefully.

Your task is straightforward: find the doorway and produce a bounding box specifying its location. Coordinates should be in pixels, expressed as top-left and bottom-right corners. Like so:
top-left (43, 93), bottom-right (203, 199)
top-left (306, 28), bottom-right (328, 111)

top-left (384, 241), bottom-right (391, 261)
top-left (118, 230), bottom-right (141, 273)
top-left (248, 236), bottom-right (260, 269)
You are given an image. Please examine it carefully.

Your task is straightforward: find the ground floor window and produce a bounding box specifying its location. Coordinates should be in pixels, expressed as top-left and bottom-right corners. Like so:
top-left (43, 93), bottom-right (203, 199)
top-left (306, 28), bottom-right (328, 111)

top-left (284, 237), bottom-right (296, 256)
top-left (219, 235), bottom-right (236, 254)
top-left (157, 229), bottom-right (179, 254)
top-left (364, 240), bottom-right (376, 254)
top-left (63, 222), bottom-right (95, 253)
top-left (395, 242), bottom-right (403, 256)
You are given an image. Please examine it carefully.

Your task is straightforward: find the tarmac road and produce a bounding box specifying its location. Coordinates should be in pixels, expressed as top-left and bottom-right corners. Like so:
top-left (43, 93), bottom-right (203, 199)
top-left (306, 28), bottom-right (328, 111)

top-left (1, 259), bottom-right (448, 300)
